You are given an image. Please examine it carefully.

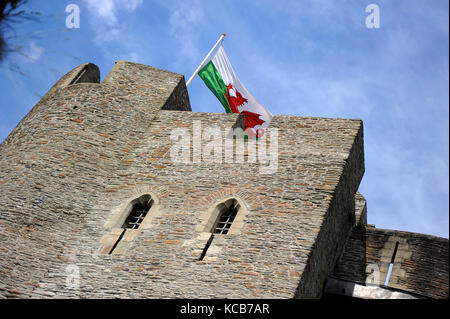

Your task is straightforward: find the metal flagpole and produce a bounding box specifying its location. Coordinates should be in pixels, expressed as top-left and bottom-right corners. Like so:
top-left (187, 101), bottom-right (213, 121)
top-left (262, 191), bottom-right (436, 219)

top-left (186, 33), bottom-right (226, 87)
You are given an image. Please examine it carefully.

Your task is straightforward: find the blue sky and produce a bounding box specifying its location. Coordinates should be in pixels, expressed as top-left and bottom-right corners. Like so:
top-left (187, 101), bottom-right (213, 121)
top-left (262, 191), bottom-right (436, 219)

top-left (0, 0), bottom-right (448, 238)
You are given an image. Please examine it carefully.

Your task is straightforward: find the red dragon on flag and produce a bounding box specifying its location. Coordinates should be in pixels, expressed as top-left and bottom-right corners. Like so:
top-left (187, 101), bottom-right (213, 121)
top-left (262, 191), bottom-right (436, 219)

top-left (224, 84), bottom-right (265, 137)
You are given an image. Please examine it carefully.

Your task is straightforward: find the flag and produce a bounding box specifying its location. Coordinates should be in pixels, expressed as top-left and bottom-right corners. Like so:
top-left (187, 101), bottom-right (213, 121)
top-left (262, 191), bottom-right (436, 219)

top-left (198, 46), bottom-right (273, 137)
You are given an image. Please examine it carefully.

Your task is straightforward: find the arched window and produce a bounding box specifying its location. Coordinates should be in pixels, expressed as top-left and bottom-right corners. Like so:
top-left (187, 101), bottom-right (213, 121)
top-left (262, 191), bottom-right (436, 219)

top-left (108, 194), bottom-right (153, 255)
top-left (121, 195), bottom-right (153, 229)
top-left (199, 198), bottom-right (241, 261)
top-left (211, 199), bottom-right (240, 234)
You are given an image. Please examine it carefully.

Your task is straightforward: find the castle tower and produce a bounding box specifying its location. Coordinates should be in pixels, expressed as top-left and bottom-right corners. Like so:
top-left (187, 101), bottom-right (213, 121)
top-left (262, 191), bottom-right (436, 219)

top-left (0, 62), bottom-right (447, 299)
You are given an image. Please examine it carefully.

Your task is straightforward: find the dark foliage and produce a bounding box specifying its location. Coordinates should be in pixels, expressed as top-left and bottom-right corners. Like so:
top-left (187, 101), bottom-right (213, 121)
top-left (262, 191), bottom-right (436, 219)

top-left (0, 0), bottom-right (28, 62)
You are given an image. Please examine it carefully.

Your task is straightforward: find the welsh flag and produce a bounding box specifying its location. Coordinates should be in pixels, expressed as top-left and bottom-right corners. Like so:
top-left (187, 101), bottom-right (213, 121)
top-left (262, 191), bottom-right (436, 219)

top-left (198, 46), bottom-right (273, 137)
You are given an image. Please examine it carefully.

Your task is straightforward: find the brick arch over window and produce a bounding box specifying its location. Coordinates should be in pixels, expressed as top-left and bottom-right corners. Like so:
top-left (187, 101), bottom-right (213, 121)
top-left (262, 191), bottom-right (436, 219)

top-left (197, 196), bottom-right (250, 235)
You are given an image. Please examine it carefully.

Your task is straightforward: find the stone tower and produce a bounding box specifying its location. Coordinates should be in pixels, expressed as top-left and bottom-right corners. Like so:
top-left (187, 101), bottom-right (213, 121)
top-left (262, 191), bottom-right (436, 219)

top-left (0, 61), bottom-right (447, 299)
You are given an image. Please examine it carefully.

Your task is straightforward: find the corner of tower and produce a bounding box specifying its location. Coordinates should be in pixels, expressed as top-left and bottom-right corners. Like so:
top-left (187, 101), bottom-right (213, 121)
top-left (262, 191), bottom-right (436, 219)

top-left (45, 62), bottom-right (100, 97)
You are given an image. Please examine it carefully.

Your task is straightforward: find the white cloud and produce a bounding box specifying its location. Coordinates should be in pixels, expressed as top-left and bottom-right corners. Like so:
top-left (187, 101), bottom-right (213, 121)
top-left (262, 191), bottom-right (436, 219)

top-left (82, 0), bottom-right (144, 43)
top-left (82, 0), bottom-right (143, 26)
top-left (122, 0), bottom-right (144, 12)
top-left (83, 0), bottom-right (117, 26)
top-left (27, 42), bottom-right (45, 62)
top-left (168, 1), bottom-right (205, 64)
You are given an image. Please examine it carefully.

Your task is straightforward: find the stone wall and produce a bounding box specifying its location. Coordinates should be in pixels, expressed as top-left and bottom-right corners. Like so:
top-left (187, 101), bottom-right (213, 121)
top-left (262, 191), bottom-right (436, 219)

top-left (1, 60), bottom-right (446, 300)
top-left (0, 59), bottom-right (364, 298)
top-left (79, 111), bottom-right (364, 299)
top-left (0, 61), bottom-right (190, 298)
top-left (293, 122), bottom-right (364, 298)
top-left (333, 226), bottom-right (449, 299)
top-left (354, 192), bottom-right (367, 227)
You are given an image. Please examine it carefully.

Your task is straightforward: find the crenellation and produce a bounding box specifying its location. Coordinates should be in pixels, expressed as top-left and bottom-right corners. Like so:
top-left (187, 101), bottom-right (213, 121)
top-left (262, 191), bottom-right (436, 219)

top-left (333, 227), bottom-right (448, 298)
top-left (0, 61), bottom-right (447, 299)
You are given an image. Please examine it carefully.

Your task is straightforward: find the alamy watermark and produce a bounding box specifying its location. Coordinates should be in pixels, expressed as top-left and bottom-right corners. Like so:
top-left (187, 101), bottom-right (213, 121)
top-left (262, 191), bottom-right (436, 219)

top-left (365, 4), bottom-right (380, 29)
top-left (65, 264), bottom-right (80, 290)
top-left (65, 4), bottom-right (80, 29)
top-left (169, 120), bottom-right (278, 174)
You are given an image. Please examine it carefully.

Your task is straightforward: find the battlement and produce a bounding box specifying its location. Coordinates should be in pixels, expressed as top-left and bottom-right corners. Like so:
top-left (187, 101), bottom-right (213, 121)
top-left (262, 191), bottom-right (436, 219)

top-left (333, 225), bottom-right (449, 298)
top-left (0, 61), bottom-right (447, 299)
top-left (43, 61), bottom-right (190, 111)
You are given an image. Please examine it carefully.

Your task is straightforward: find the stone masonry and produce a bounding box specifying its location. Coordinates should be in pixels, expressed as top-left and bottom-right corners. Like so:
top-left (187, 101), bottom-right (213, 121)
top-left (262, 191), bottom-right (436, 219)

top-left (0, 61), bottom-right (447, 299)
top-left (333, 224), bottom-right (449, 298)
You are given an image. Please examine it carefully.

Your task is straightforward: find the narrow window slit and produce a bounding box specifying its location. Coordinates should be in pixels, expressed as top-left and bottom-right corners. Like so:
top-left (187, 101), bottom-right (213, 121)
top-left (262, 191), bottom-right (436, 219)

top-left (199, 234), bottom-right (215, 261)
top-left (384, 241), bottom-right (399, 286)
top-left (108, 229), bottom-right (125, 255)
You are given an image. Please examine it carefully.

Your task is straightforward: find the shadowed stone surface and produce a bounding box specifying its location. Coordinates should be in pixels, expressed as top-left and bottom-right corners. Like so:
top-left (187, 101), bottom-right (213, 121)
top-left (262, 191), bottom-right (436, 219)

top-left (333, 226), bottom-right (449, 299)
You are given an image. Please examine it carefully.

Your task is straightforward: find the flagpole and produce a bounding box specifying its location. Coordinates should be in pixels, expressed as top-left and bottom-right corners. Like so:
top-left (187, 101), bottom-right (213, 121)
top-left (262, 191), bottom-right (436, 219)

top-left (186, 33), bottom-right (226, 87)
